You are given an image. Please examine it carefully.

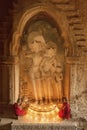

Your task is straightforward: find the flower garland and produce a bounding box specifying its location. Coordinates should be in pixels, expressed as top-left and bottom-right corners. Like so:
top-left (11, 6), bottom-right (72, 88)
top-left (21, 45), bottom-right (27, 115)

top-left (58, 98), bottom-right (71, 119)
top-left (13, 96), bottom-right (29, 116)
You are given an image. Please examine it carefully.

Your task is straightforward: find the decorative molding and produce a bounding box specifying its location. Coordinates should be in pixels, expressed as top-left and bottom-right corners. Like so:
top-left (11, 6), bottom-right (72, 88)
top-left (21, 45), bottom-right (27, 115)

top-left (66, 56), bottom-right (87, 64)
top-left (10, 2), bottom-right (71, 56)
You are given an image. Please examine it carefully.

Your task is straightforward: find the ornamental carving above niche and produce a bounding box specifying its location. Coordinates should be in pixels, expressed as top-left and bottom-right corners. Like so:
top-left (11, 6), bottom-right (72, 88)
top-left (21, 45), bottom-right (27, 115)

top-left (19, 17), bottom-right (65, 105)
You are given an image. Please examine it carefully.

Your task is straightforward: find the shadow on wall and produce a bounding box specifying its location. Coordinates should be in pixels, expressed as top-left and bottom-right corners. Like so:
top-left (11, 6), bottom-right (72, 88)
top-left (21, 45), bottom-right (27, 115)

top-left (0, 0), bottom-right (12, 18)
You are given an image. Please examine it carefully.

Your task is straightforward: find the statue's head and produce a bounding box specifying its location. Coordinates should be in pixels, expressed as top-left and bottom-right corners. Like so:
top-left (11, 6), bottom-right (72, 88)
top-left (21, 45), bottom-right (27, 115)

top-left (27, 31), bottom-right (46, 52)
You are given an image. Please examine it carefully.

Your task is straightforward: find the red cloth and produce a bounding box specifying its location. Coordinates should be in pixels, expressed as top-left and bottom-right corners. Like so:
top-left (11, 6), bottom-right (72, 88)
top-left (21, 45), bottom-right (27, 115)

top-left (58, 102), bottom-right (71, 119)
top-left (14, 103), bottom-right (26, 116)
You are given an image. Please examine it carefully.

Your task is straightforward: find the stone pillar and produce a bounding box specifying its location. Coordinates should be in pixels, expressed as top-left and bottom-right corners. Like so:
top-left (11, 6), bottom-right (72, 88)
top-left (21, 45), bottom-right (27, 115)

top-left (9, 56), bottom-right (19, 104)
top-left (0, 56), bottom-right (19, 105)
top-left (9, 63), bottom-right (19, 104)
top-left (63, 63), bottom-right (70, 100)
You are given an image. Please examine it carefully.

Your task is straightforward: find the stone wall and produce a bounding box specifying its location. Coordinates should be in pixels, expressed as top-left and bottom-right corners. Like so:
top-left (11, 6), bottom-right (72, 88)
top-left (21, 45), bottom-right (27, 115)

top-left (0, 0), bottom-right (87, 120)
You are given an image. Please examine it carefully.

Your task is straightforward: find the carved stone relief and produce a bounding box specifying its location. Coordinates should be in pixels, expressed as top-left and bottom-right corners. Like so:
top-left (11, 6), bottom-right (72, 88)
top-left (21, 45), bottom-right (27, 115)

top-left (19, 20), bottom-right (65, 103)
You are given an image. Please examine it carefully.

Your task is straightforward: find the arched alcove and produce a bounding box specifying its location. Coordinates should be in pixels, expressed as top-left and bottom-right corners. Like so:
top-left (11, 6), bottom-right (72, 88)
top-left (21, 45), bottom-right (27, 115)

top-left (10, 5), bottom-right (71, 55)
top-left (10, 5), bottom-right (71, 105)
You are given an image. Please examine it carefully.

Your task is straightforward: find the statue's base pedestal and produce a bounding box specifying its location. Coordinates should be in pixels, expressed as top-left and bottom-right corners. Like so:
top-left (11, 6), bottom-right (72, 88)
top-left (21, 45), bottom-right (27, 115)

top-left (0, 118), bottom-right (86, 130)
top-left (11, 119), bottom-right (80, 130)
top-left (11, 122), bottom-right (77, 130)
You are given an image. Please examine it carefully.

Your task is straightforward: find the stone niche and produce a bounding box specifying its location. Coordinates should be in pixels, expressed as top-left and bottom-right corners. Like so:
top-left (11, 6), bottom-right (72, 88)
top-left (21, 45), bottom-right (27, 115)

top-left (9, 8), bottom-right (72, 122)
top-left (10, 5), bottom-right (71, 106)
top-left (19, 14), bottom-right (65, 104)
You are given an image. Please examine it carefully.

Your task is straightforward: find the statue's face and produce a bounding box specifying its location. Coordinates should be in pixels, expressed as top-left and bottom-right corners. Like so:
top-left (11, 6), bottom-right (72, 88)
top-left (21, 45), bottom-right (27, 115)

top-left (28, 35), bottom-right (45, 52)
top-left (45, 47), bottom-right (56, 57)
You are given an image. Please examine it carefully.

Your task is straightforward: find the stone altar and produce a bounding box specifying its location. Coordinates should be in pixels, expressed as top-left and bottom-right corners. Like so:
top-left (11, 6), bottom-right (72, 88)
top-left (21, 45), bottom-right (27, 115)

top-left (11, 123), bottom-right (77, 130)
top-left (0, 118), bottom-right (87, 130)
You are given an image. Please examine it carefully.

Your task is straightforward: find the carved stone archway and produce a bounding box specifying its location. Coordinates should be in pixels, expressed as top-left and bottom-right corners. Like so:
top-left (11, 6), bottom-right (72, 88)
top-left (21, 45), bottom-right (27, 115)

top-left (10, 4), bottom-right (71, 103)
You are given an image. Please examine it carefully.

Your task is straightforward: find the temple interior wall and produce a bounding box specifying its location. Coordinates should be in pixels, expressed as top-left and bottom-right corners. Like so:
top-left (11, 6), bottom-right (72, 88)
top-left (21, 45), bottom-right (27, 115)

top-left (0, 0), bottom-right (87, 121)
